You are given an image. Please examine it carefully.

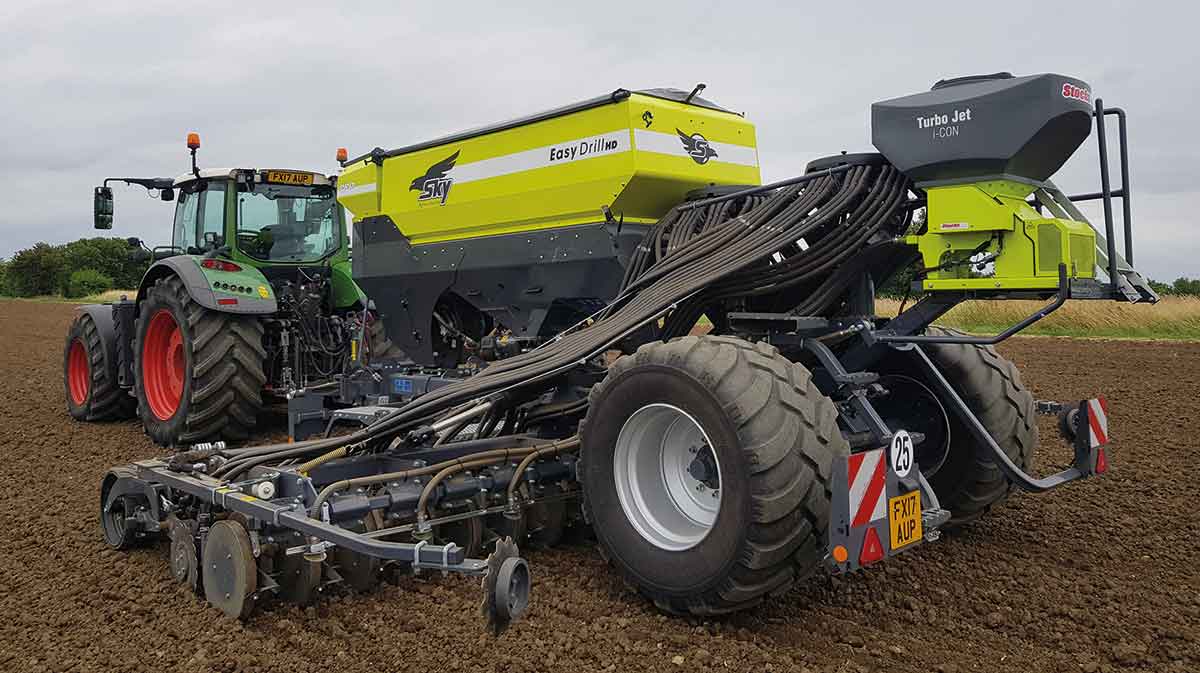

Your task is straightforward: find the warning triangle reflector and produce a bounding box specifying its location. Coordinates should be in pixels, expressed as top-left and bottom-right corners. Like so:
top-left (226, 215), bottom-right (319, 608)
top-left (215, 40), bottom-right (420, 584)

top-left (1096, 447), bottom-right (1108, 474)
top-left (859, 526), bottom-right (885, 566)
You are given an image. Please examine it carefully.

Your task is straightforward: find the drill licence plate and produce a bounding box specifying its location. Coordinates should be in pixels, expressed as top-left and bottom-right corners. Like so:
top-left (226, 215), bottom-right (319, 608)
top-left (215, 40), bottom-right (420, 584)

top-left (265, 170), bottom-right (313, 185)
top-left (888, 490), bottom-right (922, 551)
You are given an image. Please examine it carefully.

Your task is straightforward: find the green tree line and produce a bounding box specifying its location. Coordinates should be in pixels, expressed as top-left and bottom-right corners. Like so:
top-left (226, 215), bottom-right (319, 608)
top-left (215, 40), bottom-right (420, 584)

top-left (1147, 278), bottom-right (1200, 296)
top-left (0, 238), bottom-right (150, 298)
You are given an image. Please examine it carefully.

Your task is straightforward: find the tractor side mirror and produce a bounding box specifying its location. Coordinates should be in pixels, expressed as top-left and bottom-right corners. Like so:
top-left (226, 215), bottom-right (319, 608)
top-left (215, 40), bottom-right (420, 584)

top-left (94, 186), bottom-right (114, 229)
top-left (160, 187), bottom-right (175, 202)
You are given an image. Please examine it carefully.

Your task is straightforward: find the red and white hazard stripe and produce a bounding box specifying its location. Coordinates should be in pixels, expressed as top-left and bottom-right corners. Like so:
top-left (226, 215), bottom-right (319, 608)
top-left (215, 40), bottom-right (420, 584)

top-left (847, 449), bottom-right (887, 527)
top-left (1088, 396), bottom-right (1109, 448)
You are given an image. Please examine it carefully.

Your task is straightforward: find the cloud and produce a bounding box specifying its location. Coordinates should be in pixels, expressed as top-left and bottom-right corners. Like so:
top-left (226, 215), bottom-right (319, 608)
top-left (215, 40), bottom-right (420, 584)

top-left (0, 0), bottom-right (1196, 279)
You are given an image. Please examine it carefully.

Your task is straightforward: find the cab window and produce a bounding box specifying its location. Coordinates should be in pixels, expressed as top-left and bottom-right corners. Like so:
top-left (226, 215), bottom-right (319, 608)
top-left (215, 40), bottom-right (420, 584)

top-left (172, 190), bottom-right (198, 252)
top-left (199, 186), bottom-right (226, 248)
top-left (172, 182), bottom-right (227, 253)
top-left (236, 182), bottom-right (340, 263)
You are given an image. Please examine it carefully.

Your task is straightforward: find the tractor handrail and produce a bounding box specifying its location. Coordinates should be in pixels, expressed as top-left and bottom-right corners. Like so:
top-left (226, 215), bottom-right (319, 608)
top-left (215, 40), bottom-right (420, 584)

top-left (1095, 99), bottom-right (1119, 291)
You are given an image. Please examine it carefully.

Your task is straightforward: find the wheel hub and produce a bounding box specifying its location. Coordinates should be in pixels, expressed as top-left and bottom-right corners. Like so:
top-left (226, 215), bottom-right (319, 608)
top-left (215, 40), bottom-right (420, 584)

top-left (613, 403), bottom-right (722, 551)
top-left (142, 309), bottom-right (185, 421)
top-left (67, 338), bottom-right (89, 405)
top-left (686, 445), bottom-right (720, 490)
top-left (875, 375), bottom-right (951, 477)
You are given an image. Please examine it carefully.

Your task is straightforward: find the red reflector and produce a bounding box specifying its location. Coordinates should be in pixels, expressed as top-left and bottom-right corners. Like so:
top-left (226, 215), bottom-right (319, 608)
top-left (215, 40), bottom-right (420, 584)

top-left (201, 259), bottom-right (242, 273)
top-left (859, 526), bottom-right (885, 566)
top-left (1096, 447), bottom-right (1108, 474)
top-left (217, 298), bottom-right (238, 306)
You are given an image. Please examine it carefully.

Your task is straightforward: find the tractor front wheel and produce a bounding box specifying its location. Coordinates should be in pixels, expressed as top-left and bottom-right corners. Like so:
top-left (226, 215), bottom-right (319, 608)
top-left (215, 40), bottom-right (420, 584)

top-left (134, 276), bottom-right (266, 447)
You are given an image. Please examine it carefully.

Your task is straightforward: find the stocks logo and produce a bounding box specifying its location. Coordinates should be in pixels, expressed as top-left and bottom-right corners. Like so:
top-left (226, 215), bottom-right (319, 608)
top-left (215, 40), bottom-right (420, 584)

top-left (676, 128), bottom-right (718, 164)
top-left (410, 150), bottom-right (460, 205)
top-left (1062, 83), bottom-right (1091, 103)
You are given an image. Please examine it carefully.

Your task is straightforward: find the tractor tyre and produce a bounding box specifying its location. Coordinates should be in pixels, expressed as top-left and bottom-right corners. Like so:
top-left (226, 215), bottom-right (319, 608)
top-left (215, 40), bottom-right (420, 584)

top-left (580, 335), bottom-right (848, 616)
top-left (64, 312), bottom-right (135, 421)
top-left (900, 326), bottom-right (1038, 528)
top-left (133, 275), bottom-right (266, 447)
top-left (366, 315), bottom-right (408, 363)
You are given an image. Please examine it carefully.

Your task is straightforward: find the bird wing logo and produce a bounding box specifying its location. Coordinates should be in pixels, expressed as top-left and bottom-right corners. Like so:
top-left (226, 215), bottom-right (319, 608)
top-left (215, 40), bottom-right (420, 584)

top-left (676, 128), bottom-right (717, 165)
top-left (410, 150), bottom-right (460, 205)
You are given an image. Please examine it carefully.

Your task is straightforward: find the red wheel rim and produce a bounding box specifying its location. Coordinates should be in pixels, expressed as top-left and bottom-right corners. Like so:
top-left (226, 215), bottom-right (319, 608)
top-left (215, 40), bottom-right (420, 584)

top-left (143, 309), bottom-right (185, 420)
top-left (67, 338), bottom-right (90, 405)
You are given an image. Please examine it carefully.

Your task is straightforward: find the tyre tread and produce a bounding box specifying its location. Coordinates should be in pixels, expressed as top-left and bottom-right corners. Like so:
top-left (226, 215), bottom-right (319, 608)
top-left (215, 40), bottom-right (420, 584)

top-left (924, 326), bottom-right (1037, 526)
top-left (65, 312), bottom-right (136, 421)
top-left (134, 276), bottom-right (265, 446)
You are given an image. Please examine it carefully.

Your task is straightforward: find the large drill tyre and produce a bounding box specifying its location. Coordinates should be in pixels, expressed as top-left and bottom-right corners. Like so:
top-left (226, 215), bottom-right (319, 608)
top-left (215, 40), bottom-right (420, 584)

top-left (580, 336), bottom-right (848, 616)
top-left (901, 326), bottom-right (1038, 528)
top-left (64, 313), bottom-right (135, 421)
top-left (133, 276), bottom-right (266, 447)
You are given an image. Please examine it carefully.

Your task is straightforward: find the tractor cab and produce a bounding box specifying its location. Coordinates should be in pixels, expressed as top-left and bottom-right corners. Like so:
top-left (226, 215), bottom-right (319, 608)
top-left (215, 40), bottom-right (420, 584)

top-left (168, 168), bottom-right (345, 266)
top-left (93, 132), bottom-right (347, 270)
top-left (96, 171), bottom-right (345, 268)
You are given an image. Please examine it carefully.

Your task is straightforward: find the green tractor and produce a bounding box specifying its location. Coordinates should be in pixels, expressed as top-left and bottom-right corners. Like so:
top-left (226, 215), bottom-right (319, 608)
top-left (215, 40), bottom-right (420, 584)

top-left (64, 133), bottom-right (402, 446)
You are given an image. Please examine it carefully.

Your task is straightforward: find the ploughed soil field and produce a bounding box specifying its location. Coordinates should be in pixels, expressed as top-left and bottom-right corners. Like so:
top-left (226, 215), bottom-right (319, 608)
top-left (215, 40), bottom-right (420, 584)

top-left (1, 298), bottom-right (1197, 673)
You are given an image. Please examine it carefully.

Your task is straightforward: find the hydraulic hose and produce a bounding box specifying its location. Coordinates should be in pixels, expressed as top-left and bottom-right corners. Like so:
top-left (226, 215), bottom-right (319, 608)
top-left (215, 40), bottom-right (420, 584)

top-left (505, 436), bottom-right (581, 503)
top-left (310, 445), bottom-right (540, 515)
top-left (416, 437), bottom-right (580, 526)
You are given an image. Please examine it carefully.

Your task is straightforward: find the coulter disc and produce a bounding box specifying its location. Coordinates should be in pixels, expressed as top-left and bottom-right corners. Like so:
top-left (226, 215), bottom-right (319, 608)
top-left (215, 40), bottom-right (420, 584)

top-left (201, 520), bottom-right (258, 619)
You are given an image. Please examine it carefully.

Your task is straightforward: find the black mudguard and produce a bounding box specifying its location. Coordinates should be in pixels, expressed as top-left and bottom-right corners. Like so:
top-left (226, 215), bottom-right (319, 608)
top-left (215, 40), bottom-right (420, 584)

top-left (76, 303), bottom-right (131, 390)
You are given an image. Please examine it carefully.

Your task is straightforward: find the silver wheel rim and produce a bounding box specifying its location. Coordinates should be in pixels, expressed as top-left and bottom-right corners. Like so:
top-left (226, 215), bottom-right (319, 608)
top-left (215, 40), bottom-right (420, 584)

top-left (613, 403), bottom-right (722, 551)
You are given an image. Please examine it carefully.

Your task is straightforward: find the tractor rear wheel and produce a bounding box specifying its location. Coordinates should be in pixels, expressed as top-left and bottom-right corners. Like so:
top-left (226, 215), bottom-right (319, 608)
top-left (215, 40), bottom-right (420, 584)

top-left (883, 326), bottom-right (1038, 528)
top-left (581, 336), bottom-right (848, 616)
top-left (134, 275), bottom-right (266, 447)
top-left (64, 313), bottom-right (135, 421)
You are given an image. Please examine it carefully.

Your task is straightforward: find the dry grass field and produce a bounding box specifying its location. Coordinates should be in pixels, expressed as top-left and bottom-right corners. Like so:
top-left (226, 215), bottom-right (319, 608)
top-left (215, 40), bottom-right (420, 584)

top-left (876, 295), bottom-right (1200, 339)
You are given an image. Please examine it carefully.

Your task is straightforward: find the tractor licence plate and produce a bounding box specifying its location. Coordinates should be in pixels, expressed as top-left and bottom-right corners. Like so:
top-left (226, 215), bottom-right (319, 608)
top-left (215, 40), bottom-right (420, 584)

top-left (265, 170), bottom-right (313, 185)
top-left (888, 490), bottom-right (922, 551)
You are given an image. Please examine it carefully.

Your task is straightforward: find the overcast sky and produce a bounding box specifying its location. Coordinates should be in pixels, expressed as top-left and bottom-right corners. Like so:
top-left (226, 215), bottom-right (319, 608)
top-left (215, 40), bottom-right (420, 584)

top-left (1, 0), bottom-right (1196, 280)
